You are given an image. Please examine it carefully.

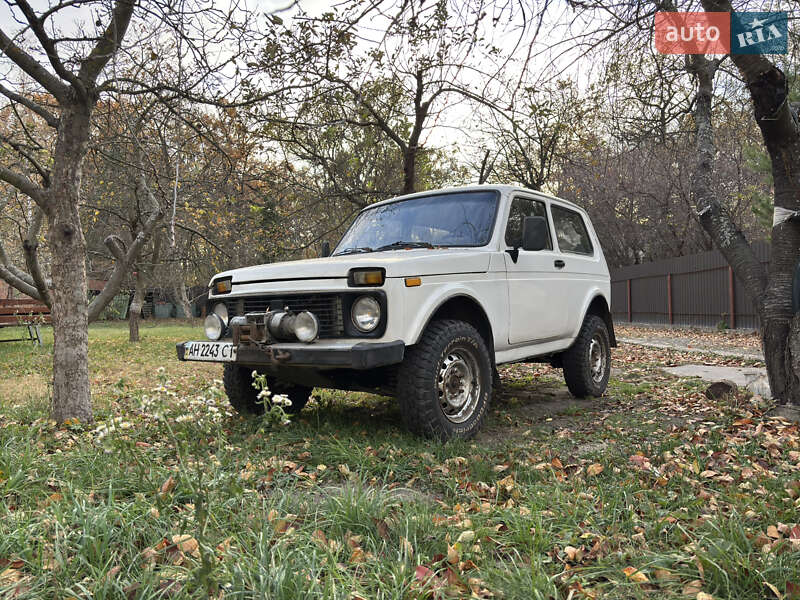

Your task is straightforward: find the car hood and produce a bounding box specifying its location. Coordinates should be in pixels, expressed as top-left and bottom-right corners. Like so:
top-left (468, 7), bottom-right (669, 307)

top-left (214, 249), bottom-right (492, 285)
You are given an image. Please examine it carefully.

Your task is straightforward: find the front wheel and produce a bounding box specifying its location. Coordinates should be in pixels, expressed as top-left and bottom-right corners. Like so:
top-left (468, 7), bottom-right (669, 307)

top-left (396, 319), bottom-right (492, 440)
top-left (222, 365), bottom-right (311, 415)
top-left (561, 315), bottom-right (611, 398)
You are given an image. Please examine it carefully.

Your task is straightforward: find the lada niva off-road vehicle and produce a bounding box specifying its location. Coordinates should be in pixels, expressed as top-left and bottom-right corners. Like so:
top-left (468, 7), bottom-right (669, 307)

top-left (178, 185), bottom-right (615, 439)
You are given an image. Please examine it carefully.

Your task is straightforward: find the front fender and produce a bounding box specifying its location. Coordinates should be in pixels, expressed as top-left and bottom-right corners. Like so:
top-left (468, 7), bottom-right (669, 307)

top-left (401, 280), bottom-right (504, 348)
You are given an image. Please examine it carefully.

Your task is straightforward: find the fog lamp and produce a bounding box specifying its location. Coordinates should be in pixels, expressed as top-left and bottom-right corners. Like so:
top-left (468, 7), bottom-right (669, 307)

top-left (294, 311), bottom-right (320, 343)
top-left (213, 303), bottom-right (228, 325)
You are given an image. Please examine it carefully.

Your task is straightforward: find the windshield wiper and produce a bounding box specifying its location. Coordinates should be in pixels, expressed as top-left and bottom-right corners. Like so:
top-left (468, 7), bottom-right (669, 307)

top-left (375, 241), bottom-right (435, 251)
top-left (334, 246), bottom-right (373, 255)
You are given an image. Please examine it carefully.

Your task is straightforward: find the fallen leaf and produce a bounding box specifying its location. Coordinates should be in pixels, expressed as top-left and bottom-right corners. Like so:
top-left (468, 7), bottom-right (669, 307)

top-left (312, 529), bottom-right (327, 547)
top-left (767, 525), bottom-right (781, 539)
top-left (654, 568), bottom-right (677, 581)
top-left (683, 580), bottom-right (703, 596)
top-left (456, 530), bottom-right (475, 544)
top-left (374, 518), bottom-right (391, 541)
top-left (349, 547), bottom-right (365, 563)
top-left (764, 581), bottom-right (784, 600)
top-left (697, 593), bottom-right (714, 600)
top-left (622, 566), bottom-right (648, 583)
top-left (447, 544), bottom-right (459, 565)
top-left (171, 535), bottom-right (200, 558)
top-left (159, 476), bottom-right (176, 498)
top-left (586, 463), bottom-right (604, 476)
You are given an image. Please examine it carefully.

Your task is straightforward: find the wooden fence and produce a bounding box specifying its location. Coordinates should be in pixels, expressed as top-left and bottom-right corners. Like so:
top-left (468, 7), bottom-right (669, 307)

top-left (610, 241), bottom-right (770, 330)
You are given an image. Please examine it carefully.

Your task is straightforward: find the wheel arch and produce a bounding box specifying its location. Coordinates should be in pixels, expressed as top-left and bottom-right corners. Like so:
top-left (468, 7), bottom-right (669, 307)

top-left (583, 293), bottom-right (616, 347)
top-left (415, 294), bottom-right (496, 363)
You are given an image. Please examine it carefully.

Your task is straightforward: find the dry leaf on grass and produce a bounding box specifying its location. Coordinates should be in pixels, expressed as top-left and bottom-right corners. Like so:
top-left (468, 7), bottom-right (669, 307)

top-left (159, 476), bottom-right (176, 499)
top-left (683, 580), bottom-right (704, 596)
top-left (622, 566), bottom-right (649, 583)
top-left (586, 463), bottom-right (604, 476)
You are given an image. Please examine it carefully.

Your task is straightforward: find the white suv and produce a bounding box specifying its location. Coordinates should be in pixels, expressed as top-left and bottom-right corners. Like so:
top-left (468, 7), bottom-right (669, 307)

top-left (178, 185), bottom-right (615, 439)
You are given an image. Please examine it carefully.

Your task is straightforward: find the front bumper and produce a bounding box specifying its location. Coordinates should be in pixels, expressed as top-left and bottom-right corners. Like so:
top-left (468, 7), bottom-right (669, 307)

top-left (176, 340), bottom-right (405, 370)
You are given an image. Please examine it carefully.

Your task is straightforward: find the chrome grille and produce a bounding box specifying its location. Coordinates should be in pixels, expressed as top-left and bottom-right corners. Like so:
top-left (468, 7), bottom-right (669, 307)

top-left (224, 294), bottom-right (344, 339)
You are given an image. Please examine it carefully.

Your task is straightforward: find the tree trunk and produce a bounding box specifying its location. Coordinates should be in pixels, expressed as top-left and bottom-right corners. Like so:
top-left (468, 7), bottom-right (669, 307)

top-left (699, 0), bottom-right (800, 407)
top-left (129, 271), bottom-right (145, 342)
top-left (174, 277), bottom-right (193, 323)
top-left (129, 232), bottom-right (161, 342)
top-left (48, 102), bottom-right (93, 423)
top-left (402, 146), bottom-right (417, 195)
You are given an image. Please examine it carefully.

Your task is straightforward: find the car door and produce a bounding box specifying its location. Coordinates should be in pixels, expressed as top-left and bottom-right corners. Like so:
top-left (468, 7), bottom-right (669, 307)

top-left (503, 195), bottom-right (571, 344)
top-left (549, 203), bottom-right (601, 328)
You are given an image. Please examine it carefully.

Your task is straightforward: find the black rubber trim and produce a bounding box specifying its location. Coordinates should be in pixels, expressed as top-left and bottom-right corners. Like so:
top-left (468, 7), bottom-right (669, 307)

top-left (177, 340), bottom-right (405, 370)
top-left (232, 275), bottom-right (348, 286)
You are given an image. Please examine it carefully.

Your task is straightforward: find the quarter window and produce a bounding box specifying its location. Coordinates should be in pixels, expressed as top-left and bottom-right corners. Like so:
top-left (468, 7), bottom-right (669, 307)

top-left (505, 197), bottom-right (552, 250)
top-left (551, 206), bottom-right (593, 255)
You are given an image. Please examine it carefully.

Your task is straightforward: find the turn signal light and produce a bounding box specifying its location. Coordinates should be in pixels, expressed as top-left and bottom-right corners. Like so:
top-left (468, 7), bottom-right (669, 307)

top-left (405, 277), bottom-right (421, 287)
top-left (348, 268), bottom-right (385, 287)
top-left (214, 278), bottom-right (232, 294)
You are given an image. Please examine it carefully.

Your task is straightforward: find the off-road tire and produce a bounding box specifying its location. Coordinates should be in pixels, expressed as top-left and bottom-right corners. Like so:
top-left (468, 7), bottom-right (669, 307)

top-left (561, 315), bottom-right (611, 398)
top-left (222, 364), bottom-right (311, 415)
top-left (396, 319), bottom-right (492, 440)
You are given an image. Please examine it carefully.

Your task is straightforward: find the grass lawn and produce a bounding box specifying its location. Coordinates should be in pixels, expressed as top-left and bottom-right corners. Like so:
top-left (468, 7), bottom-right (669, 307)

top-left (0, 321), bottom-right (798, 599)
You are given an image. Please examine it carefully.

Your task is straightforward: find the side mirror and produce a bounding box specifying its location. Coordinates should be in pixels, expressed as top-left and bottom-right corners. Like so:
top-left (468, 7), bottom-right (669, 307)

top-left (321, 241), bottom-right (331, 257)
top-left (522, 216), bottom-right (548, 251)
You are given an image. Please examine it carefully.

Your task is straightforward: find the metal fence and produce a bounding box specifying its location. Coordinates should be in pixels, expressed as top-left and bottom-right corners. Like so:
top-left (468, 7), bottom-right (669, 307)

top-left (610, 241), bottom-right (770, 330)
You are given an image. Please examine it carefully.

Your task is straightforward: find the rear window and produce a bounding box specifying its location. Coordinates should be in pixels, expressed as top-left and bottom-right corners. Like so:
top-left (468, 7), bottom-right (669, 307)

top-left (551, 205), bottom-right (594, 255)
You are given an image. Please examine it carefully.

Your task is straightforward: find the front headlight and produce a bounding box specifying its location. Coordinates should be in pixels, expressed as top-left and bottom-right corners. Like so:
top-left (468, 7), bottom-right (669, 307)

top-left (351, 295), bottom-right (381, 332)
top-left (294, 311), bottom-right (320, 343)
top-left (204, 313), bottom-right (225, 341)
top-left (213, 303), bottom-right (228, 326)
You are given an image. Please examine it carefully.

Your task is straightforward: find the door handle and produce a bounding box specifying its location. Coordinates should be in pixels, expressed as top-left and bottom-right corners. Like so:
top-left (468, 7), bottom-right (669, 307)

top-left (554, 259), bottom-right (565, 269)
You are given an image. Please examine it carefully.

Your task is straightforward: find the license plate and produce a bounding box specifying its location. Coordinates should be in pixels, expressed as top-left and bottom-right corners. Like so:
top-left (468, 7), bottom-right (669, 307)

top-left (184, 341), bottom-right (237, 362)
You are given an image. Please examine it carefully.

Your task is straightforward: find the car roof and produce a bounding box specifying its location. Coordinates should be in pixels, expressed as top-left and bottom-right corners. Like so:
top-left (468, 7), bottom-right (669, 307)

top-left (363, 184), bottom-right (585, 213)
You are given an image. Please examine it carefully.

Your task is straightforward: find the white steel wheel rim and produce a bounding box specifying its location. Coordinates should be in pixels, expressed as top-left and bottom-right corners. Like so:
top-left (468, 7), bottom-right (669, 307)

top-left (438, 348), bottom-right (481, 423)
top-left (589, 336), bottom-right (607, 383)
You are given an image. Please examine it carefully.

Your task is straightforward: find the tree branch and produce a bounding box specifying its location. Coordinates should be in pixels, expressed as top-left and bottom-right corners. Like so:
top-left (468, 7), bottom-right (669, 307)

top-left (13, 0), bottom-right (84, 93)
top-left (0, 27), bottom-right (69, 101)
top-left (0, 82), bottom-right (59, 127)
top-left (78, 0), bottom-right (136, 86)
top-left (21, 207), bottom-right (51, 306)
top-left (0, 164), bottom-right (48, 208)
top-left (87, 167), bottom-right (164, 322)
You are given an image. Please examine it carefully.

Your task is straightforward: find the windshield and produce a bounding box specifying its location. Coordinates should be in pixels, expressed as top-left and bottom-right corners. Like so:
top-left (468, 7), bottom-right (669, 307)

top-left (334, 191), bottom-right (499, 255)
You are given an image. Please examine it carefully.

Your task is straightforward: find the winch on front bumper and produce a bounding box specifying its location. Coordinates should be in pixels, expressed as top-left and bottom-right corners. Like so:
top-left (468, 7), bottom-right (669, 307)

top-left (176, 309), bottom-right (404, 370)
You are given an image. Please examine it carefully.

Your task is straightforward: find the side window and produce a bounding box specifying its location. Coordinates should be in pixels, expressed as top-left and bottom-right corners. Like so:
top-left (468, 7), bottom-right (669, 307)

top-left (504, 197), bottom-right (552, 250)
top-left (551, 205), bottom-right (594, 255)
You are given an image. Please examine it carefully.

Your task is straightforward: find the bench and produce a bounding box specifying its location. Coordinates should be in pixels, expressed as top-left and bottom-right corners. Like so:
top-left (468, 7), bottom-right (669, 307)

top-left (0, 298), bottom-right (51, 345)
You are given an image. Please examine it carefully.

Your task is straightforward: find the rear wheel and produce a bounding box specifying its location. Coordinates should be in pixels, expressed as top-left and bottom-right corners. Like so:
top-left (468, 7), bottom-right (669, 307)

top-left (561, 315), bottom-right (611, 397)
top-left (223, 364), bottom-right (311, 415)
top-left (396, 319), bottom-right (492, 440)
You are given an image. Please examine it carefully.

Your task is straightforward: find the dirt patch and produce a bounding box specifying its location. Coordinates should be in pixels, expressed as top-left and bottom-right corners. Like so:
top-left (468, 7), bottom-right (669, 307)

top-left (479, 374), bottom-right (608, 446)
top-left (0, 373), bottom-right (49, 406)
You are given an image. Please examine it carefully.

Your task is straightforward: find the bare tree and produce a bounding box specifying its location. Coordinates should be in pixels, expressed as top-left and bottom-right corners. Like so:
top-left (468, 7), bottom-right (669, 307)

top-left (693, 0), bottom-right (800, 405)
top-left (0, 0), bottom-right (254, 422)
top-left (256, 0), bottom-right (531, 195)
top-left (533, 0), bottom-right (799, 404)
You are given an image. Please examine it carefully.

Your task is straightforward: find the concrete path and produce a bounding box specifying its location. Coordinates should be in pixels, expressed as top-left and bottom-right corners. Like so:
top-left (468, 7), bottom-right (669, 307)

top-left (618, 337), bottom-right (764, 361)
top-left (662, 364), bottom-right (771, 398)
